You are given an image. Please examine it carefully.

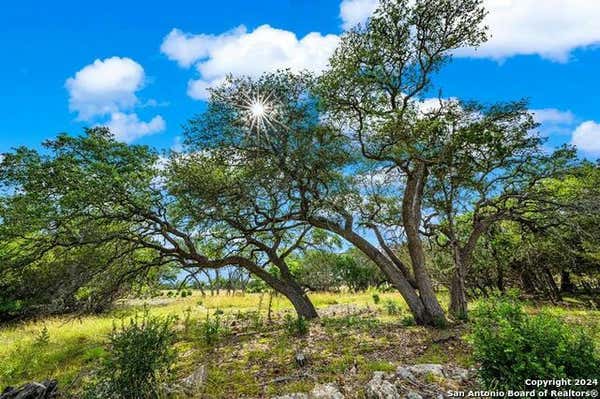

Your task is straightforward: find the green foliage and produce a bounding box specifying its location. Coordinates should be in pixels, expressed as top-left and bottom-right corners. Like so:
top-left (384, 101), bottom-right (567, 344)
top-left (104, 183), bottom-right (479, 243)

top-left (283, 313), bottom-right (309, 336)
top-left (372, 293), bottom-right (381, 305)
top-left (34, 326), bottom-right (50, 347)
top-left (400, 315), bottom-right (416, 326)
top-left (198, 313), bottom-right (228, 345)
top-left (85, 311), bottom-right (176, 399)
top-left (471, 296), bottom-right (600, 390)
top-left (383, 300), bottom-right (400, 315)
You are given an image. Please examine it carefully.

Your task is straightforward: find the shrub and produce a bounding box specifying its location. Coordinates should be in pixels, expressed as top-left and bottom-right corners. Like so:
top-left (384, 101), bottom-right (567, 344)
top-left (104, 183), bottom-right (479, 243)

top-left (372, 293), bottom-right (381, 305)
top-left (383, 300), bottom-right (400, 315)
top-left (471, 296), bottom-right (600, 390)
top-left (85, 311), bottom-right (176, 399)
top-left (34, 325), bottom-right (50, 346)
top-left (198, 313), bottom-right (228, 345)
top-left (283, 313), bottom-right (309, 336)
top-left (400, 315), bottom-right (416, 326)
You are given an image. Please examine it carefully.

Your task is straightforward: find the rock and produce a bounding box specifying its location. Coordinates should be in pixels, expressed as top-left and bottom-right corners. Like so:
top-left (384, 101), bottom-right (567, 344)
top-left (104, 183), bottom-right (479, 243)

top-left (180, 364), bottom-right (207, 394)
top-left (365, 372), bottom-right (400, 399)
top-left (405, 364), bottom-right (444, 378)
top-left (273, 394), bottom-right (309, 399)
top-left (0, 380), bottom-right (58, 399)
top-left (395, 366), bottom-right (415, 381)
top-left (405, 392), bottom-right (423, 399)
top-left (310, 383), bottom-right (344, 399)
top-left (443, 366), bottom-right (469, 382)
top-left (295, 351), bottom-right (307, 367)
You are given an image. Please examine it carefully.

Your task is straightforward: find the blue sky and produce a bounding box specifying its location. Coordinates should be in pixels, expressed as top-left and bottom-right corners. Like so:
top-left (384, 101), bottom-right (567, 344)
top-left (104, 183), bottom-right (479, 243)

top-left (1, 0), bottom-right (599, 158)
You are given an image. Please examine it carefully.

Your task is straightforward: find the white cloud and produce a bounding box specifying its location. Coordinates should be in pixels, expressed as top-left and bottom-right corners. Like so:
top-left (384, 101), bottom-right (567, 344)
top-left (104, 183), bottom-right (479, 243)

top-left (339, 0), bottom-right (600, 62)
top-left (104, 112), bottom-right (166, 143)
top-left (66, 57), bottom-right (145, 120)
top-left (532, 108), bottom-right (576, 136)
top-left (532, 108), bottom-right (575, 125)
top-left (459, 0), bottom-right (600, 61)
top-left (160, 27), bottom-right (247, 68)
top-left (340, 0), bottom-right (378, 30)
top-left (161, 25), bottom-right (339, 100)
top-left (571, 121), bottom-right (600, 156)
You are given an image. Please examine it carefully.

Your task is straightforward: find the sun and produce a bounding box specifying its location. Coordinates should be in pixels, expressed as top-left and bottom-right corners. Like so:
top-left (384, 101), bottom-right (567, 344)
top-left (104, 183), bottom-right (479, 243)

top-left (250, 101), bottom-right (266, 118)
top-left (235, 89), bottom-right (286, 135)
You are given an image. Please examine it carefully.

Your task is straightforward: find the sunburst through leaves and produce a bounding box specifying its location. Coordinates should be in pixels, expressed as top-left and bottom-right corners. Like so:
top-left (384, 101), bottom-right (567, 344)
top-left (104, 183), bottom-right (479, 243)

top-left (237, 89), bottom-right (285, 135)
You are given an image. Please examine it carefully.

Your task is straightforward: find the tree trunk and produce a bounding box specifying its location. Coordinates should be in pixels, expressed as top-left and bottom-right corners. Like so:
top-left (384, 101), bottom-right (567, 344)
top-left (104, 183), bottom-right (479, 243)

top-left (449, 265), bottom-right (468, 320)
top-left (402, 164), bottom-right (447, 325)
top-left (449, 244), bottom-right (470, 319)
top-left (240, 259), bottom-right (319, 320)
top-left (307, 215), bottom-right (436, 326)
top-left (560, 270), bottom-right (575, 293)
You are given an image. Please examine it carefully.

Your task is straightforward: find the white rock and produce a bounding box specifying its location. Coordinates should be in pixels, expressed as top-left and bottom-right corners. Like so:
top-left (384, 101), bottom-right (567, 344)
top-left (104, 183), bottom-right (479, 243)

top-left (365, 372), bottom-right (400, 399)
top-left (395, 366), bottom-right (415, 380)
top-left (310, 383), bottom-right (344, 399)
top-left (405, 364), bottom-right (444, 378)
top-left (273, 394), bottom-right (310, 399)
top-left (180, 364), bottom-right (206, 393)
top-left (405, 391), bottom-right (423, 399)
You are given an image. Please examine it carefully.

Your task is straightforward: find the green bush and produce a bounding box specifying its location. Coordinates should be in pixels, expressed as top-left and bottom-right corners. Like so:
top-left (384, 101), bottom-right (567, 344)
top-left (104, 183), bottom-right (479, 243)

top-left (471, 296), bottom-right (600, 390)
top-left (383, 300), bottom-right (400, 315)
top-left (198, 313), bottom-right (228, 345)
top-left (85, 311), bottom-right (176, 399)
top-left (372, 293), bottom-right (381, 305)
top-left (283, 313), bottom-right (309, 336)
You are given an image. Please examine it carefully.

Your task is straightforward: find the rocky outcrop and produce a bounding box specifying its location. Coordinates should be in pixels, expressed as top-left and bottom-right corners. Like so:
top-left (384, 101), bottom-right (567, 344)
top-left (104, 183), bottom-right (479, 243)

top-left (0, 380), bottom-right (58, 399)
top-left (273, 383), bottom-right (344, 399)
top-left (272, 364), bottom-right (475, 399)
top-left (365, 364), bottom-right (474, 399)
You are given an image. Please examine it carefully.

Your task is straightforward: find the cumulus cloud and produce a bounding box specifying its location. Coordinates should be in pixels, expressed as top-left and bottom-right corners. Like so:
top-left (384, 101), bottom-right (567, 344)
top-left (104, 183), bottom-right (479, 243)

top-left (66, 57), bottom-right (145, 120)
top-left (161, 25), bottom-right (339, 100)
top-left (340, 0), bottom-right (378, 30)
top-left (160, 26), bottom-right (247, 68)
top-left (532, 108), bottom-right (576, 136)
top-left (66, 57), bottom-right (167, 143)
top-left (339, 0), bottom-right (600, 62)
top-left (104, 112), bottom-right (166, 143)
top-left (571, 121), bottom-right (600, 156)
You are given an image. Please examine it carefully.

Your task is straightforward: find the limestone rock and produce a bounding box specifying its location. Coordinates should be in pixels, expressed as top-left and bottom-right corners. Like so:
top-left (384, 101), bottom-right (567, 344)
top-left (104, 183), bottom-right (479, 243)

top-left (404, 364), bottom-right (444, 378)
top-left (273, 394), bottom-right (309, 399)
top-left (365, 372), bottom-right (400, 399)
top-left (310, 383), bottom-right (344, 399)
top-left (180, 364), bottom-right (207, 394)
top-left (405, 391), bottom-right (423, 399)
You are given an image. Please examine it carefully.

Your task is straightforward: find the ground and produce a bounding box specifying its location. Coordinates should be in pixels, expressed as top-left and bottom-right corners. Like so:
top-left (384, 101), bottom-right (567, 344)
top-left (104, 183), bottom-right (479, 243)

top-left (1, 290), bottom-right (598, 398)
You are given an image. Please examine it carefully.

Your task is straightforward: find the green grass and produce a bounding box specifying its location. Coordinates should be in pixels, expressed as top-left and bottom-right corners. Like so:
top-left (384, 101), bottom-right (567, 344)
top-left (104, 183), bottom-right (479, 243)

top-left (1, 290), bottom-right (598, 397)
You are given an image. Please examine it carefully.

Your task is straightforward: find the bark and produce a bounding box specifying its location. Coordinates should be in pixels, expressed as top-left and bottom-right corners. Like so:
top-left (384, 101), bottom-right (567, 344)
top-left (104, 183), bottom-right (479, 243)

top-left (308, 215), bottom-right (438, 326)
top-left (401, 163), bottom-right (447, 324)
top-left (560, 270), bottom-right (575, 293)
top-left (448, 220), bottom-right (488, 320)
top-left (239, 258), bottom-right (318, 320)
top-left (449, 258), bottom-right (468, 319)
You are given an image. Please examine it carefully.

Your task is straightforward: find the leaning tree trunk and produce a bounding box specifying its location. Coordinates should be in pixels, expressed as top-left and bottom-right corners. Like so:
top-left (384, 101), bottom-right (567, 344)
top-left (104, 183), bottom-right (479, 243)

top-left (241, 259), bottom-right (318, 320)
top-left (307, 216), bottom-right (435, 326)
top-left (280, 281), bottom-right (318, 320)
top-left (402, 164), bottom-right (447, 325)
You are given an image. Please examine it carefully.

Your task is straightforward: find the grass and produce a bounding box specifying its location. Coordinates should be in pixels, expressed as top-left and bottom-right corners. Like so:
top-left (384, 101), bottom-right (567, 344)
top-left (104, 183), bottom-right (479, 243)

top-left (1, 290), bottom-right (598, 397)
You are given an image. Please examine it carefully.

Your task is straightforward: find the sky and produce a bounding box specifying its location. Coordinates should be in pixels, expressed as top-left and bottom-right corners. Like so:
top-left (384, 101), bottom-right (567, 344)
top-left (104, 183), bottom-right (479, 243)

top-left (1, 0), bottom-right (599, 158)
